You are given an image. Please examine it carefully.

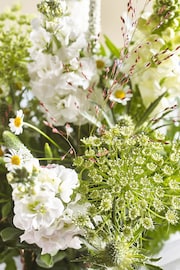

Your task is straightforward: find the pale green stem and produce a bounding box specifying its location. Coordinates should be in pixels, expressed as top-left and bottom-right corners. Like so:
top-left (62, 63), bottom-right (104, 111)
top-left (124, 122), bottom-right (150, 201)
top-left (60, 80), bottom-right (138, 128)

top-left (147, 207), bottom-right (166, 220)
top-left (24, 122), bottom-right (60, 150)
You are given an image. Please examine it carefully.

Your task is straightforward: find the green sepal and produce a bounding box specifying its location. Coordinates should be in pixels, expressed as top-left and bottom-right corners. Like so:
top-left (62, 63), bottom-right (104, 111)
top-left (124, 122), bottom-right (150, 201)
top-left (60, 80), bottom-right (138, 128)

top-left (36, 254), bottom-right (53, 268)
top-left (2, 131), bottom-right (32, 157)
top-left (36, 251), bottom-right (66, 269)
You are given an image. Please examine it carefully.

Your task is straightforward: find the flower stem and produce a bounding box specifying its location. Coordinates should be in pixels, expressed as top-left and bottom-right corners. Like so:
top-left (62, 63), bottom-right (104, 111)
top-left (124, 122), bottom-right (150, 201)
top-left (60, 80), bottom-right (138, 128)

top-left (24, 122), bottom-right (61, 150)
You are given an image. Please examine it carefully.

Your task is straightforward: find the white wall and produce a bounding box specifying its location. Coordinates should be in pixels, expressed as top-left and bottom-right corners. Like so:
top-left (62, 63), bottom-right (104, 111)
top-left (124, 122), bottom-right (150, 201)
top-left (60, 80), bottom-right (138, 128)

top-left (0, 0), bottom-right (152, 46)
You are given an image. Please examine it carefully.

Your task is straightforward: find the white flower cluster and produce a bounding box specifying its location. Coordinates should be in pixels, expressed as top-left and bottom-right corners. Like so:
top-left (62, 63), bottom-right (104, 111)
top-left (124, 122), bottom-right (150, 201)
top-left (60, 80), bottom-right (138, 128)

top-left (28, 0), bottom-right (102, 126)
top-left (5, 148), bottom-right (85, 255)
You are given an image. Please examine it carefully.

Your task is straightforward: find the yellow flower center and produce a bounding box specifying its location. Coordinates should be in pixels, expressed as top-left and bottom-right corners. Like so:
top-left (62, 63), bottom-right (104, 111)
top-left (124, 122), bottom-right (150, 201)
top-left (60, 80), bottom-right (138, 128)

top-left (0, 147), bottom-right (4, 157)
top-left (14, 117), bottom-right (22, 127)
top-left (96, 60), bottom-right (105, 69)
top-left (11, 155), bottom-right (21, 165)
top-left (114, 90), bottom-right (126, 99)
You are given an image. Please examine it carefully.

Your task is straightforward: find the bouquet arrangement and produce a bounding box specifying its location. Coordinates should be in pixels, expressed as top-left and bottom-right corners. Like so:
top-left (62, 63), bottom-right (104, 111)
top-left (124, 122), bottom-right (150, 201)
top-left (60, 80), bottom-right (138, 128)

top-left (0, 0), bottom-right (180, 269)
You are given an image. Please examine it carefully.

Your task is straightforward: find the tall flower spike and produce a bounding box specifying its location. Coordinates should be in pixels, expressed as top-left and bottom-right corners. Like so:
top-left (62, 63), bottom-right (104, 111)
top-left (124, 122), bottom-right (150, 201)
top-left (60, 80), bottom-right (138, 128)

top-left (88, 0), bottom-right (101, 52)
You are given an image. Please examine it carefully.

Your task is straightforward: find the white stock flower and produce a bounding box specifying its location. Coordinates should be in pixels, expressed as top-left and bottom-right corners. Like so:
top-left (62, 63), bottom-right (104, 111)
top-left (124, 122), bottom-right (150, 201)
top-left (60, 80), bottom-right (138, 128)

top-left (13, 190), bottom-right (64, 231)
top-left (38, 164), bottom-right (79, 203)
top-left (20, 221), bottom-right (82, 255)
top-left (29, 18), bottom-right (51, 53)
top-left (11, 161), bottom-right (86, 255)
top-left (9, 110), bottom-right (24, 135)
top-left (67, 0), bottom-right (89, 34)
top-left (28, 0), bottom-right (101, 126)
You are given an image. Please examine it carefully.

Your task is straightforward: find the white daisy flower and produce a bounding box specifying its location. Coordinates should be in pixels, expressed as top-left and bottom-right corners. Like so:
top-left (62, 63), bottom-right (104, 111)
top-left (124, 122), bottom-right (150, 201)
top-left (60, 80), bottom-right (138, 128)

top-left (9, 110), bottom-right (24, 135)
top-left (109, 85), bottom-right (133, 105)
top-left (4, 149), bottom-right (24, 172)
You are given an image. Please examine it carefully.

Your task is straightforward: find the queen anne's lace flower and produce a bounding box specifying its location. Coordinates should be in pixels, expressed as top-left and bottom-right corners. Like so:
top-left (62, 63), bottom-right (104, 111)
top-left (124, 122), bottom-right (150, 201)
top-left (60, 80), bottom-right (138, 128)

top-left (74, 118), bottom-right (180, 268)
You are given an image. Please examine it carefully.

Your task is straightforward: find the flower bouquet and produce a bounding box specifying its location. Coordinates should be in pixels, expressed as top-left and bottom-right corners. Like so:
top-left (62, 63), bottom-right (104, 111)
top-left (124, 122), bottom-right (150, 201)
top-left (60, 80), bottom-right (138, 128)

top-left (0, 0), bottom-right (180, 269)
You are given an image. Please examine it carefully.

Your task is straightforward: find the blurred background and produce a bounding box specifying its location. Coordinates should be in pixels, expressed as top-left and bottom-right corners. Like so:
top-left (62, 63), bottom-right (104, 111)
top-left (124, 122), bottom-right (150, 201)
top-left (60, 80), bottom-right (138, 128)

top-left (0, 0), bottom-right (152, 46)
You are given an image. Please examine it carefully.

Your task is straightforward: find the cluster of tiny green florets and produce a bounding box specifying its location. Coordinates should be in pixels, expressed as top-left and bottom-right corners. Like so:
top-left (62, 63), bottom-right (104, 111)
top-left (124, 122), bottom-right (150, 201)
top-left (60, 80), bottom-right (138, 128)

top-left (74, 116), bottom-right (180, 268)
top-left (152, 0), bottom-right (180, 33)
top-left (37, 0), bottom-right (66, 20)
top-left (88, 239), bottom-right (143, 270)
top-left (0, 5), bottom-right (32, 96)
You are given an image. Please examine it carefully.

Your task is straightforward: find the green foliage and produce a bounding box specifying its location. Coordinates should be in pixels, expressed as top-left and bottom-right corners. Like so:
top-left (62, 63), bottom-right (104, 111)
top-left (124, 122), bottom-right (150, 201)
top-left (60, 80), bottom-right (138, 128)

top-left (103, 35), bottom-right (120, 58)
top-left (135, 91), bottom-right (167, 129)
top-left (0, 5), bottom-right (32, 95)
top-left (0, 227), bottom-right (22, 242)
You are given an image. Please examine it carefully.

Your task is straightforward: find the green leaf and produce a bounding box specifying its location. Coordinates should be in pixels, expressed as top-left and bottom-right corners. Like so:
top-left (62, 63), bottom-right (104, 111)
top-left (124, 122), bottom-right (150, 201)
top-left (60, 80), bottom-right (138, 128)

top-left (104, 35), bottom-right (120, 57)
top-left (149, 257), bottom-right (162, 262)
top-left (98, 43), bottom-right (106, 57)
top-left (127, 84), bottom-right (146, 123)
top-left (0, 248), bottom-right (19, 263)
top-left (53, 251), bottom-right (66, 264)
top-left (5, 258), bottom-right (17, 270)
top-left (1, 202), bottom-right (12, 218)
top-left (135, 91), bottom-right (167, 129)
top-left (144, 263), bottom-right (163, 270)
top-left (0, 199), bottom-right (9, 203)
top-left (0, 227), bottom-right (22, 242)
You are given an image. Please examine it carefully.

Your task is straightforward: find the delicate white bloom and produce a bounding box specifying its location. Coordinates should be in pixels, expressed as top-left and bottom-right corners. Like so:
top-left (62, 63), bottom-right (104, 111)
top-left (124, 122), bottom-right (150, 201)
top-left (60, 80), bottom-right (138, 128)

top-left (38, 164), bottom-right (79, 203)
top-left (29, 18), bottom-right (51, 53)
top-left (13, 191), bottom-right (64, 231)
top-left (4, 147), bottom-right (39, 174)
top-left (109, 84), bottom-right (133, 105)
top-left (27, 0), bottom-right (102, 126)
top-left (65, 123), bottom-right (73, 136)
top-left (4, 149), bottom-right (24, 171)
top-left (20, 221), bottom-right (83, 255)
top-left (9, 110), bottom-right (24, 135)
top-left (67, 0), bottom-right (90, 34)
